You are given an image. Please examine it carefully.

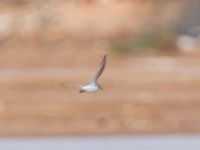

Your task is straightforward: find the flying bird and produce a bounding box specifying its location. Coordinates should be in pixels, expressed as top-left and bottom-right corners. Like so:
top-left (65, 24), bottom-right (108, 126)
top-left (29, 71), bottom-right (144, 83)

top-left (62, 54), bottom-right (107, 93)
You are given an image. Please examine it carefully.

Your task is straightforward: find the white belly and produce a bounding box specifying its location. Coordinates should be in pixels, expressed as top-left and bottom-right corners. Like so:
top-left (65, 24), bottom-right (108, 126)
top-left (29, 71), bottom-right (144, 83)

top-left (81, 84), bottom-right (98, 92)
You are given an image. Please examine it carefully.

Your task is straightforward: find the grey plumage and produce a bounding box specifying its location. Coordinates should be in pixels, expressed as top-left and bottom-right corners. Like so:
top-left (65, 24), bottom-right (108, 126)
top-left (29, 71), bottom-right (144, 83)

top-left (90, 54), bottom-right (107, 84)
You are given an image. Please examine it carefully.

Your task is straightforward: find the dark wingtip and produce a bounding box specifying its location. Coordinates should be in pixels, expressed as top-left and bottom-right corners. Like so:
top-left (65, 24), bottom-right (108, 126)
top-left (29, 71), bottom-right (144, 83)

top-left (101, 54), bottom-right (107, 65)
top-left (103, 54), bottom-right (107, 59)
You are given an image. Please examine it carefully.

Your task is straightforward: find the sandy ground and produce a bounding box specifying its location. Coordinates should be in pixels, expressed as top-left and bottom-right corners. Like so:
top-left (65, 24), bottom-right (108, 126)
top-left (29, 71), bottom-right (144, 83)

top-left (0, 55), bottom-right (200, 136)
top-left (0, 0), bottom-right (197, 137)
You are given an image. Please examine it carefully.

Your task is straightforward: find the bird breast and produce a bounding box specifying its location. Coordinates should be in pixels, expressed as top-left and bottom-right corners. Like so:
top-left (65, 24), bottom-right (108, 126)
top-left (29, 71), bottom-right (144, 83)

top-left (81, 84), bottom-right (98, 92)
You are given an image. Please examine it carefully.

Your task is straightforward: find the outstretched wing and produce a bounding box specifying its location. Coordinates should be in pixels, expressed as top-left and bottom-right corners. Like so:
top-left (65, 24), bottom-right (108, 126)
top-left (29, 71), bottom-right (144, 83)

top-left (61, 83), bottom-right (82, 89)
top-left (90, 54), bottom-right (107, 83)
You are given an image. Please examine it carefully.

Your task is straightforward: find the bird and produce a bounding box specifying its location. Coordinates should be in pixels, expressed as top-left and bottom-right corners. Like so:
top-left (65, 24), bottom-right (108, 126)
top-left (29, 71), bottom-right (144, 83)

top-left (62, 54), bottom-right (107, 93)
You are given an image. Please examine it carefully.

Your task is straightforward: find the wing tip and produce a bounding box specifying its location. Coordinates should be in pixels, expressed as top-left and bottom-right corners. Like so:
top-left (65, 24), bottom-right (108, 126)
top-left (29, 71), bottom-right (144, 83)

top-left (102, 54), bottom-right (107, 61)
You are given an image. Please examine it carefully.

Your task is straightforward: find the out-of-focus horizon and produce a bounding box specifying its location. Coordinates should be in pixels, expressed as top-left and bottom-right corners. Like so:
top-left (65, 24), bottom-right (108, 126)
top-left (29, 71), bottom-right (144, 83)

top-left (0, 0), bottom-right (200, 136)
top-left (0, 0), bottom-right (199, 68)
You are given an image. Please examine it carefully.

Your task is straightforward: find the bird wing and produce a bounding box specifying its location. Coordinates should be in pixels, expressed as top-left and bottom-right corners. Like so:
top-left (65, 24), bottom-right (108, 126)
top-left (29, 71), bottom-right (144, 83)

top-left (90, 54), bottom-right (107, 83)
top-left (61, 83), bottom-right (82, 88)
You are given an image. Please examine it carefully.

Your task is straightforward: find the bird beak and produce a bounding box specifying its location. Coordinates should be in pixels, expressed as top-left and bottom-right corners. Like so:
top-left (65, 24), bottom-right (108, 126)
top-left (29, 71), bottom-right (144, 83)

top-left (79, 89), bottom-right (84, 93)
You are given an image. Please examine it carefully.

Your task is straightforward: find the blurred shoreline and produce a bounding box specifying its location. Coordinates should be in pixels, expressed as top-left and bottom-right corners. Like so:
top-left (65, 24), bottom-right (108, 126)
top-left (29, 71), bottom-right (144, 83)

top-left (0, 56), bottom-right (200, 136)
top-left (0, 0), bottom-right (200, 136)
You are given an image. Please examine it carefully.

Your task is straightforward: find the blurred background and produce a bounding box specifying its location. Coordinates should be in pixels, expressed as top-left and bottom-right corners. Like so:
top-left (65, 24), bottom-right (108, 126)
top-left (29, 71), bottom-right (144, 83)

top-left (0, 0), bottom-right (200, 139)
